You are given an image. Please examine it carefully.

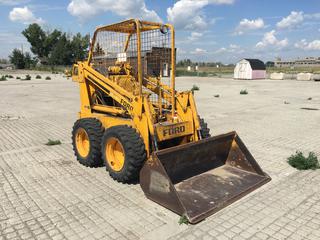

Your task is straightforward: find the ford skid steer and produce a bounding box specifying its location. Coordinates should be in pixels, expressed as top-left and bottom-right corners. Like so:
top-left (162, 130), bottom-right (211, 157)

top-left (71, 19), bottom-right (271, 223)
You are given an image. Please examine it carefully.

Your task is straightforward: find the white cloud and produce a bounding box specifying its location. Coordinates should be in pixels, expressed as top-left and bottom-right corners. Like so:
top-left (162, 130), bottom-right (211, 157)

top-left (215, 44), bottom-right (243, 54)
top-left (188, 32), bottom-right (203, 41)
top-left (167, 0), bottom-right (234, 30)
top-left (256, 30), bottom-right (288, 49)
top-left (235, 18), bottom-right (265, 35)
top-left (276, 11), bottom-right (304, 29)
top-left (67, 0), bottom-right (161, 22)
top-left (295, 39), bottom-right (320, 50)
top-left (9, 6), bottom-right (44, 24)
top-left (0, 0), bottom-right (29, 5)
top-left (191, 48), bottom-right (207, 54)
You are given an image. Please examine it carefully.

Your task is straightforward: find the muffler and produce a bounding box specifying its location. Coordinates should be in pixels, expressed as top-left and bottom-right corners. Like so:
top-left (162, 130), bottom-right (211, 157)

top-left (140, 131), bottom-right (271, 223)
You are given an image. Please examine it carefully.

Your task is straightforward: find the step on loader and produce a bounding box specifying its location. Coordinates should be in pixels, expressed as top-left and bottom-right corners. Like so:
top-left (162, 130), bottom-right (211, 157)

top-left (71, 19), bottom-right (271, 224)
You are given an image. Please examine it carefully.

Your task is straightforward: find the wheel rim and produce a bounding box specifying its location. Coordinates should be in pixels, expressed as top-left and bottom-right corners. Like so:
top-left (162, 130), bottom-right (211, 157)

top-left (75, 128), bottom-right (90, 158)
top-left (106, 137), bottom-right (125, 172)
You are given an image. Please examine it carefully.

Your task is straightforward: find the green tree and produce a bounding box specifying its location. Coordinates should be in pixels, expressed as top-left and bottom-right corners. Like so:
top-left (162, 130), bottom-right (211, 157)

top-left (9, 49), bottom-right (36, 69)
top-left (22, 24), bottom-right (47, 58)
top-left (9, 49), bottom-right (26, 69)
top-left (70, 33), bottom-right (90, 62)
top-left (22, 24), bottom-right (90, 65)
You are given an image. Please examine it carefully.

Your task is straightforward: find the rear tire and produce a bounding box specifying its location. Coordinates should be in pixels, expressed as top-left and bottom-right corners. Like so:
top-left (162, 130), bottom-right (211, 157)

top-left (72, 118), bottom-right (104, 167)
top-left (199, 116), bottom-right (211, 138)
top-left (101, 125), bottom-right (146, 183)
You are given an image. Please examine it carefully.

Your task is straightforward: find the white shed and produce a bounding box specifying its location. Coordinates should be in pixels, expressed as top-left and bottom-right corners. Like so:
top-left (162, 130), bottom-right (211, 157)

top-left (234, 59), bottom-right (266, 80)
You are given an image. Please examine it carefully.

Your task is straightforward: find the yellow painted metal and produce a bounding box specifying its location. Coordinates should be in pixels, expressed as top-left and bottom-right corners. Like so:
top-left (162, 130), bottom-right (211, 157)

top-left (73, 19), bottom-right (202, 160)
top-left (91, 105), bottom-right (126, 115)
top-left (168, 24), bottom-right (176, 119)
top-left (106, 137), bottom-right (125, 171)
top-left (136, 19), bottom-right (143, 96)
top-left (155, 121), bottom-right (193, 141)
top-left (75, 128), bottom-right (90, 158)
top-left (71, 64), bottom-right (79, 82)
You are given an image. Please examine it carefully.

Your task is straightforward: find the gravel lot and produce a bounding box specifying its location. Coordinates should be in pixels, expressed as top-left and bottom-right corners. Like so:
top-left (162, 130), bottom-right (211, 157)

top-left (0, 70), bottom-right (320, 240)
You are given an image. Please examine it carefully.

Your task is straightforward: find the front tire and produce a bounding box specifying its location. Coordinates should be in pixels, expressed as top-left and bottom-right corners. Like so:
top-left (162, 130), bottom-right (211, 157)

top-left (72, 118), bottom-right (104, 167)
top-left (101, 125), bottom-right (146, 183)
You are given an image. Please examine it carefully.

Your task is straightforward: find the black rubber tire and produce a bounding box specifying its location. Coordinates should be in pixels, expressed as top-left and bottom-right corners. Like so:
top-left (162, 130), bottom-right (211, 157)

top-left (101, 125), bottom-right (146, 183)
top-left (72, 118), bottom-right (104, 167)
top-left (199, 116), bottom-right (211, 139)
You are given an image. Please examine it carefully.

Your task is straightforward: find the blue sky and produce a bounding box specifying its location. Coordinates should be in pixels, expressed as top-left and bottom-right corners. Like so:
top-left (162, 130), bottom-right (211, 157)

top-left (0, 0), bottom-right (320, 63)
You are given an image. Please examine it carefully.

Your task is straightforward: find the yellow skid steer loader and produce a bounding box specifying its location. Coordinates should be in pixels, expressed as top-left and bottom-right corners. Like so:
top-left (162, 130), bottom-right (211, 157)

top-left (71, 19), bottom-right (271, 223)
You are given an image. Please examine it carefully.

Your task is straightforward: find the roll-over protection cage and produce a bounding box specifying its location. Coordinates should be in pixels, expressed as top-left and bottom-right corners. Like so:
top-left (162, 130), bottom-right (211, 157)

top-left (87, 19), bottom-right (176, 113)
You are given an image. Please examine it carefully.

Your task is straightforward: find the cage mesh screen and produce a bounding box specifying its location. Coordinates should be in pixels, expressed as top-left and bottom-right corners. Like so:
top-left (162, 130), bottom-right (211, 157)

top-left (91, 22), bottom-right (173, 106)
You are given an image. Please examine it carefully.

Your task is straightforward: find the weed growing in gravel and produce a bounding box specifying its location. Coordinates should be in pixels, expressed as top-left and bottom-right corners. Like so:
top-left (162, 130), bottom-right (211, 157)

top-left (307, 97), bottom-right (312, 100)
top-left (45, 139), bottom-right (61, 146)
top-left (288, 151), bottom-right (319, 170)
top-left (240, 89), bottom-right (248, 95)
top-left (214, 94), bottom-right (220, 98)
top-left (191, 84), bottom-right (200, 93)
top-left (36, 75), bottom-right (42, 79)
top-left (178, 215), bottom-right (189, 225)
top-left (45, 76), bottom-right (51, 80)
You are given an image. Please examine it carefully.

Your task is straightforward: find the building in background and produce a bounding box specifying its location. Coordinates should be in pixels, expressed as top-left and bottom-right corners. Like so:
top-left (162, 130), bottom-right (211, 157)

top-left (234, 59), bottom-right (266, 80)
top-left (275, 57), bottom-right (320, 68)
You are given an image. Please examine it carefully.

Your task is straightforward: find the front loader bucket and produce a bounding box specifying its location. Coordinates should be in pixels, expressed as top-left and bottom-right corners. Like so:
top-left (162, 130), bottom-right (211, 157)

top-left (140, 131), bottom-right (271, 224)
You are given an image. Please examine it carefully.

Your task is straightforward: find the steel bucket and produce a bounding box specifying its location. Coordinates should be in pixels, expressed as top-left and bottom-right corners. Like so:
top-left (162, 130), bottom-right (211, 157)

top-left (140, 131), bottom-right (271, 223)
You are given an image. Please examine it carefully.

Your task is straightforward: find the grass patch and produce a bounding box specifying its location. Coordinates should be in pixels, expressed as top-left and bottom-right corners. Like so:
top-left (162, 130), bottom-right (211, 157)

top-left (45, 139), bottom-right (62, 146)
top-left (176, 70), bottom-right (217, 77)
top-left (35, 75), bottom-right (42, 79)
top-left (178, 215), bottom-right (189, 225)
top-left (45, 76), bottom-right (51, 80)
top-left (240, 89), bottom-right (248, 95)
top-left (191, 84), bottom-right (200, 93)
top-left (21, 74), bottom-right (31, 81)
top-left (288, 151), bottom-right (319, 170)
top-left (0, 76), bottom-right (7, 81)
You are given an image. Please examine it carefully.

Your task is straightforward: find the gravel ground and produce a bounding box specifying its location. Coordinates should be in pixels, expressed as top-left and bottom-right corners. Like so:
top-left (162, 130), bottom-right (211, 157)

top-left (0, 70), bottom-right (320, 240)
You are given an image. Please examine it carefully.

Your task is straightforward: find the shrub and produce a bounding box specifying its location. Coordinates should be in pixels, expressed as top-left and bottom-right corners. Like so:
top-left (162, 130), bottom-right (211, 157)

top-left (45, 139), bottom-right (61, 146)
top-left (214, 94), bottom-right (220, 98)
top-left (8, 75), bottom-right (13, 78)
top-left (307, 97), bottom-right (312, 100)
top-left (25, 74), bottom-right (31, 80)
top-left (191, 84), bottom-right (200, 92)
top-left (288, 151), bottom-right (319, 170)
top-left (16, 76), bottom-right (21, 79)
top-left (36, 75), bottom-right (41, 79)
top-left (45, 76), bottom-right (51, 80)
top-left (240, 89), bottom-right (248, 95)
top-left (0, 76), bottom-right (7, 81)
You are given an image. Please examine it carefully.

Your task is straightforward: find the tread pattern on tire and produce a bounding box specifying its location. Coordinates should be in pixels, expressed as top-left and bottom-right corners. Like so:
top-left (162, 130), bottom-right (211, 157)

top-left (102, 125), bottom-right (146, 183)
top-left (199, 116), bottom-right (211, 138)
top-left (72, 118), bottom-right (104, 167)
